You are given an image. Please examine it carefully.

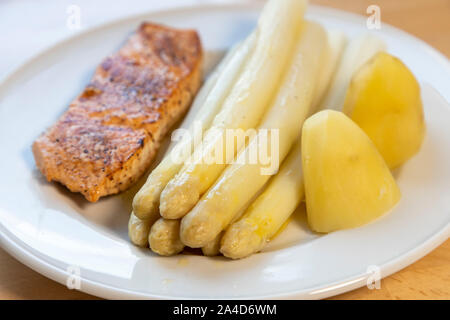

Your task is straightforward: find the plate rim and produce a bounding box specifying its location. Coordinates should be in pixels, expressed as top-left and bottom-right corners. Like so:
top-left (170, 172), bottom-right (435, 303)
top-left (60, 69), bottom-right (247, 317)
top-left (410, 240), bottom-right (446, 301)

top-left (0, 2), bottom-right (449, 300)
top-left (1, 217), bottom-right (448, 299)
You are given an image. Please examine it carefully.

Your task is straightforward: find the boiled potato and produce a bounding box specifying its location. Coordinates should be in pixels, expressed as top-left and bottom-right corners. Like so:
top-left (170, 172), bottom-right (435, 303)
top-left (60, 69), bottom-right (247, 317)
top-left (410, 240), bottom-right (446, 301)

top-left (302, 110), bottom-right (401, 233)
top-left (343, 52), bottom-right (425, 169)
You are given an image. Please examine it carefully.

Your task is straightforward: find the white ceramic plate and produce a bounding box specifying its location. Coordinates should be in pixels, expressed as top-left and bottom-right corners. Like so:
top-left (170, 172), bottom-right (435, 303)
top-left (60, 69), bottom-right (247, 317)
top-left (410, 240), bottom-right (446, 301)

top-left (0, 3), bottom-right (449, 300)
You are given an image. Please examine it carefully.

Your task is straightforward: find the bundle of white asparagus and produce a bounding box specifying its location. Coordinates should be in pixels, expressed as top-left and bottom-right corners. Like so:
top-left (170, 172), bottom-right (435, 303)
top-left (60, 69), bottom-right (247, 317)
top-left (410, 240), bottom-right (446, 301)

top-left (129, 0), bottom-right (386, 259)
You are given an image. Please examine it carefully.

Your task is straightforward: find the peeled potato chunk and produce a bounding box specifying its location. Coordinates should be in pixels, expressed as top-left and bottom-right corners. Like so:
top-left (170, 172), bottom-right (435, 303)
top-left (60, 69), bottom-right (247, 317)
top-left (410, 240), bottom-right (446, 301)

top-left (302, 110), bottom-right (401, 233)
top-left (343, 52), bottom-right (425, 169)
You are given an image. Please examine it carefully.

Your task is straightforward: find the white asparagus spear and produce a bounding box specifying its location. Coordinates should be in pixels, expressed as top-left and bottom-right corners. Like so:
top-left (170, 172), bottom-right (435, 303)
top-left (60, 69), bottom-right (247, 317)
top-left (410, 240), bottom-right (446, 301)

top-left (132, 34), bottom-right (255, 220)
top-left (128, 211), bottom-right (158, 247)
top-left (320, 33), bottom-right (386, 110)
top-left (311, 30), bottom-right (347, 109)
top-left (159, 0), bottom-right (307, 220)
top-left (180, 21), bottom-right (327, 248)
top-left (201, 232), bottom-right (223, 256)
top-left (220, 140), bottom-right (304, 259)
top-left (221, 33), bottom-right (384, 259)
top-left (149, 218), bottom-right (185, 256)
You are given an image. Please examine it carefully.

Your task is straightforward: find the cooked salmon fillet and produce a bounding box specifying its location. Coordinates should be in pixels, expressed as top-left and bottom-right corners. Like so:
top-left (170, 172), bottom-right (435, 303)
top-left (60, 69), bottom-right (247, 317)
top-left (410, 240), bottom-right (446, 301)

top-left (33, 23), bottom-right (203, 202)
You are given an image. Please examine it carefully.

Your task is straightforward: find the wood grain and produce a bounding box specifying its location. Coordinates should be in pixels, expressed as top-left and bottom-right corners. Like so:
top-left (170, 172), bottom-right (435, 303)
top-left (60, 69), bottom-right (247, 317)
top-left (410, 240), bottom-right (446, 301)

top-left (331, 239), bottom-right (450, 300)
top-left (1, 0), bottom-right (449, 300)
top-left (0, 247), bottom-right (99, 300)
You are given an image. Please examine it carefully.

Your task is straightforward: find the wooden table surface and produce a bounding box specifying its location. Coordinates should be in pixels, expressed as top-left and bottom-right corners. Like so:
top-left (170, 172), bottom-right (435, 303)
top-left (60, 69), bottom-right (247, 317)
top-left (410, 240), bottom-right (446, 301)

top-left (0, 0), bottom-right (449, 300)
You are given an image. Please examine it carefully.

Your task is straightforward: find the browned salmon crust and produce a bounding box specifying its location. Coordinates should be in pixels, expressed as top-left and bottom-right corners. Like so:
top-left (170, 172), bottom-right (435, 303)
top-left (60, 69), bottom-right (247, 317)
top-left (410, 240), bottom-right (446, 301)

top-left (33, 23), bottom-right (203, 202)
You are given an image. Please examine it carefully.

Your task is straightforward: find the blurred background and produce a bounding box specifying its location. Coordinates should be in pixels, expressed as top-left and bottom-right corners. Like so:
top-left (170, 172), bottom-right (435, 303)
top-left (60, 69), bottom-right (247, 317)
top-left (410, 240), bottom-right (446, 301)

top-left (1, 0), bottom-right (449, 80)
top-left (0, 0), bottom-right (448, 300)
